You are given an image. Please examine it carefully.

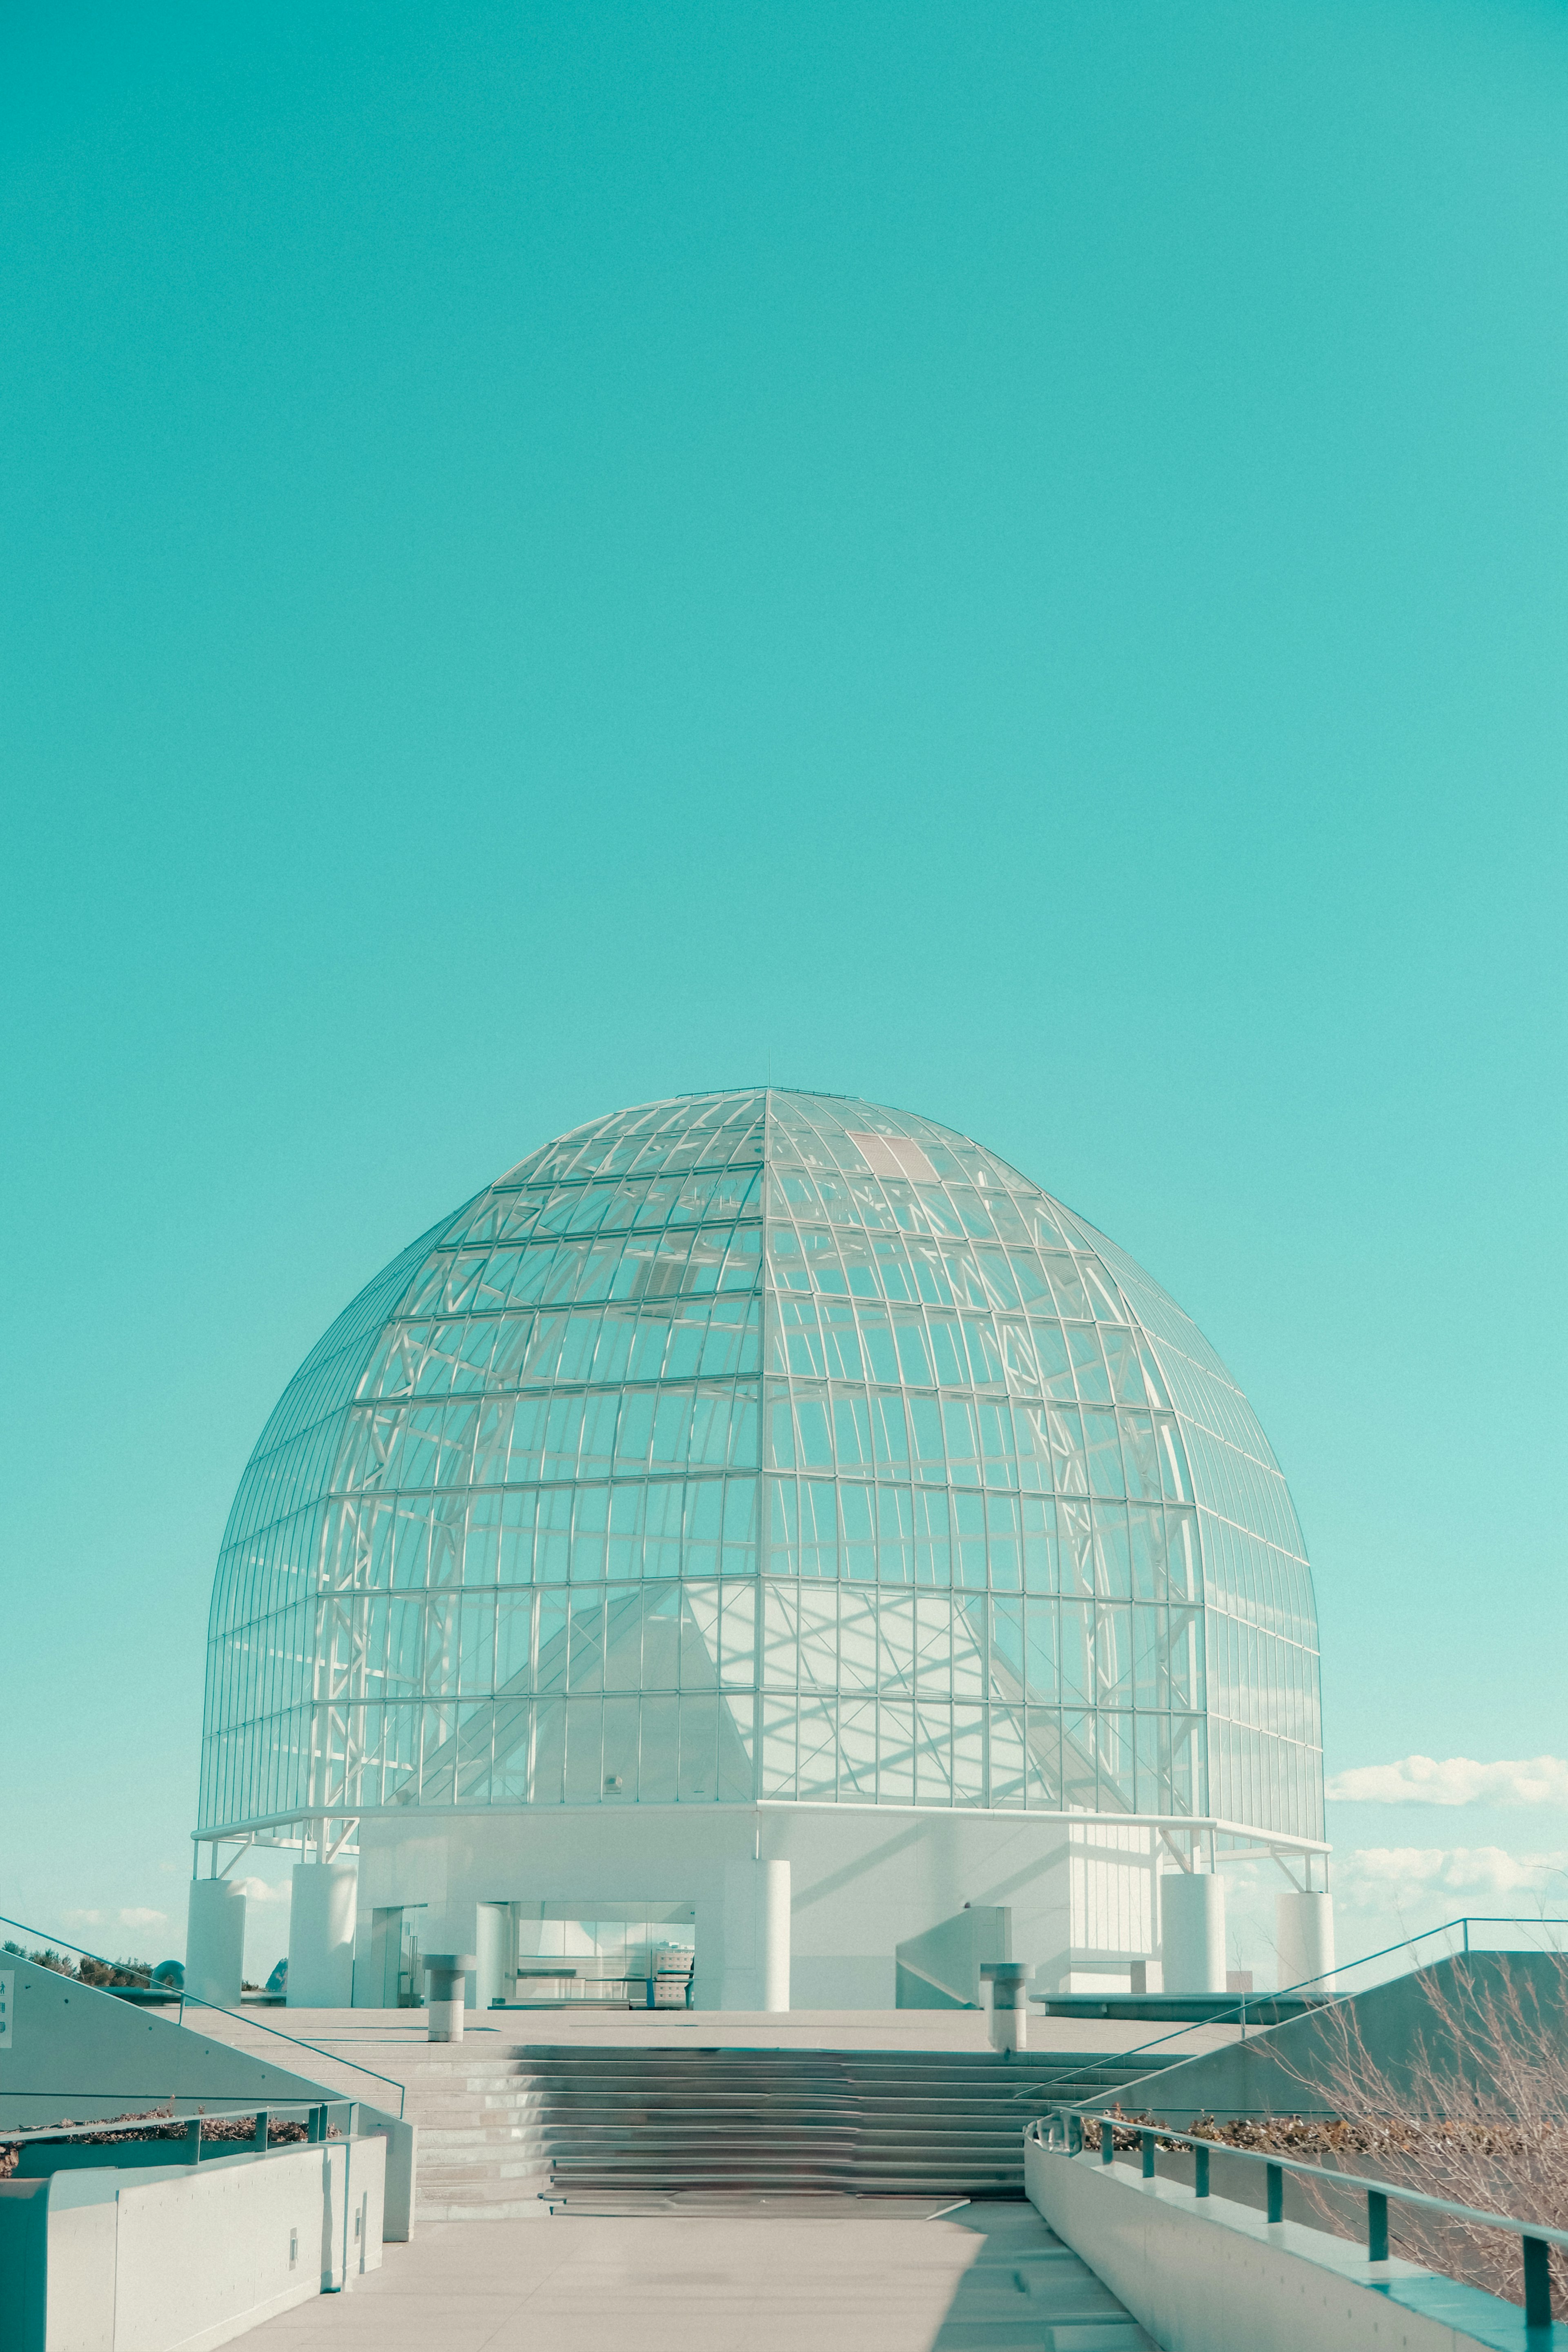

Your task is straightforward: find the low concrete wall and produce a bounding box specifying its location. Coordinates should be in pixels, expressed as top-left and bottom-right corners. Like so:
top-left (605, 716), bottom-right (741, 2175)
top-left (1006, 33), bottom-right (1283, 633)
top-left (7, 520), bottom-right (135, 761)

top-left (0, 1960), bottom-right (416, 2243)
top-left (1025, 2136), bottom-right (1545, 2352)
top-left (0, 2136), bottom-right (385, 2352)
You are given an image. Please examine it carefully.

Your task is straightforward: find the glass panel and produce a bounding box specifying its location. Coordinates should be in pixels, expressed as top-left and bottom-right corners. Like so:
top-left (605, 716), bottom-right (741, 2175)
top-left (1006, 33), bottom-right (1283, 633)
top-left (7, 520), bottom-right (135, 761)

top-left (201, 1090), bottom-right (1320, 1843)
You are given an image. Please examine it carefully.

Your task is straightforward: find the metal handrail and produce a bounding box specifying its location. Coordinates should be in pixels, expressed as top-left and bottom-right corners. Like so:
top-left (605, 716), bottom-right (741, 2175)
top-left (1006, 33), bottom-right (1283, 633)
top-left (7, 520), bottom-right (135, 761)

top-left (1031, 2107), bottom-right (1568, 2329)
top-left (1012, 1915), bottom-right (1568, 2111)
top-left (0, 1913), bottom-right (405, 2119)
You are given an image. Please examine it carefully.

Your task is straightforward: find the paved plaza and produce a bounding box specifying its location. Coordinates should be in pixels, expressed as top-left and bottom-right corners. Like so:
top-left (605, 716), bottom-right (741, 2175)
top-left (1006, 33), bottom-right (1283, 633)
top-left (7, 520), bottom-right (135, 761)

top-left (243, 2200), bottom-right (1145, 2352)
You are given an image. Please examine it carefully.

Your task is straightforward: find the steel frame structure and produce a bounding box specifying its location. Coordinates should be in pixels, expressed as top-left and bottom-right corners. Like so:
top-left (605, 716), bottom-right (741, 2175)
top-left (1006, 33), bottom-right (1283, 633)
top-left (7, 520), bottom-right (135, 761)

top-left (198, 1091), bottom-right (1325, 1861)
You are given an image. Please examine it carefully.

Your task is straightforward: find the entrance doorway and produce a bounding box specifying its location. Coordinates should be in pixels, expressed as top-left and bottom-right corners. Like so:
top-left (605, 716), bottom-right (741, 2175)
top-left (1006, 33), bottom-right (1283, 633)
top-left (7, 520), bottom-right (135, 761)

top-left (365, 1904), bottom-right (427, 2007)
top-left (492, 1899), bottom-right (695, 2007)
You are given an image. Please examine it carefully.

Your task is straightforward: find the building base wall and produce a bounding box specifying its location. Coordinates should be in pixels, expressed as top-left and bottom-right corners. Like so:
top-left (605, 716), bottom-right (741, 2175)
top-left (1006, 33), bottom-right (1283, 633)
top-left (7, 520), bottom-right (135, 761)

top-left (350, 1805), bottom-right (1164, 2011)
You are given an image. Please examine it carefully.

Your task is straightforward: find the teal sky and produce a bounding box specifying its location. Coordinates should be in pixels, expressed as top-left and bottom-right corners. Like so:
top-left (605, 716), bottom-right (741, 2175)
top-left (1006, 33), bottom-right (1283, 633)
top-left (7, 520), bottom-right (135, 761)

top-left (4, 0), bottom-right (1566, 1980)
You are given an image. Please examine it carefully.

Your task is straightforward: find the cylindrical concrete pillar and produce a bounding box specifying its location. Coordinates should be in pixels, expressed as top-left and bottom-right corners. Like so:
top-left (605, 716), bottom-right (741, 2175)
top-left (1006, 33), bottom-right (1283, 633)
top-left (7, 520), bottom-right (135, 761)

top-left (982, 1960), bottom-right (1028, 2053)
top-left (1276, 1891), bottom-right (1336, 1993)
top-left (1160, 1871), bottom-right (1226, 1994)
top-left (762, 1860), bottom-right (791, 2012)
top-left (185, 1877), bottom-right (246, 2008)
top-left (287, 1864), bottom-right (357, 2007)
top-left (424, 1953), bottom-right (477, 2042)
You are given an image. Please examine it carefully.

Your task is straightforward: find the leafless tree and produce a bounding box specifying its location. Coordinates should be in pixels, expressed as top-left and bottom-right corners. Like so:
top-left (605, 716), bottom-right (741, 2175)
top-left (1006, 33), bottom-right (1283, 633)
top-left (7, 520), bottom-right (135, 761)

top-left (1236, 1958), bottom-right (1568, 2308)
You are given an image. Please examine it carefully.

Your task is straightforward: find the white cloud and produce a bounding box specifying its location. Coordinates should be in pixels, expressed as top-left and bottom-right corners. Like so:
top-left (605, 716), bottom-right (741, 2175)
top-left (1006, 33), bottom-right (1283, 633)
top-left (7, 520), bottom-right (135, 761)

top-left (1336, 1846), bottom-right (1568, 1907)
top-left (1327, 1755), bottom-right (1568, 1808)
top-left (117, 1908), bottom-right (167, 1931)
top-left (234, 1877), bottom-right (290, 1905)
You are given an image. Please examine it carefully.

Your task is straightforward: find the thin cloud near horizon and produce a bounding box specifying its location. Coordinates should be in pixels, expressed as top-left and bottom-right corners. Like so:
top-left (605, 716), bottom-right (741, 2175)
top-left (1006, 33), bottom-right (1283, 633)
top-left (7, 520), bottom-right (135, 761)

top-left (1327, 1755), bottom-right (1568, 1807)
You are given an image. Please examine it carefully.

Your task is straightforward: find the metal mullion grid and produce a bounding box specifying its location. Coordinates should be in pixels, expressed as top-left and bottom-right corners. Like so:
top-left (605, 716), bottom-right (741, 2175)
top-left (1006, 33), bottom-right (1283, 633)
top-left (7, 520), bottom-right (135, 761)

top-left (752, 1086), bottom-right (774, 1801)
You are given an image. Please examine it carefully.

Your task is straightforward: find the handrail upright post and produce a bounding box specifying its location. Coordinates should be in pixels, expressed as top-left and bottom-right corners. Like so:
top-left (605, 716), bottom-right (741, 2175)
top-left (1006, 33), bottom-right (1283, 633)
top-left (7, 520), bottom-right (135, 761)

top-left (187, 2117), bottom-right (202, 2165)
top-left (1523, 2235), bottom-right (1551, 2329)
top-left (1368, 2189), bottom-right (1388, 2262)
top-left (253, 2110), bottom-right (268, 2150)
top-left (1101, 2118), bottom-right (1115, 2166)
top-left (1142, 2130), bottom-right (1156, 2180)
top-left (1194, 2145), bottom-right (1209, 2198)
top-left (1266, 2162), bottom-right (1283, 2223)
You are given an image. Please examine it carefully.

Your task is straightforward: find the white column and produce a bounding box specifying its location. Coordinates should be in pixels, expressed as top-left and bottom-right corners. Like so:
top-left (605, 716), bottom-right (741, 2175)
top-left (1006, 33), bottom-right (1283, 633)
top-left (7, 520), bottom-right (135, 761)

top-left (184, 1877), bottom-right (245, 2008)
top-left (475, 1904), bottom-right (508, 2013)
top-left (762, 1860), bottom-right (791, 2012)
top-left (1276, 1890), bottom-right (1335, 1993)
top-left (287, 1863), bottom-right (357, 2006)
top-left (1160, 1870), bottom-right (1226, 1994)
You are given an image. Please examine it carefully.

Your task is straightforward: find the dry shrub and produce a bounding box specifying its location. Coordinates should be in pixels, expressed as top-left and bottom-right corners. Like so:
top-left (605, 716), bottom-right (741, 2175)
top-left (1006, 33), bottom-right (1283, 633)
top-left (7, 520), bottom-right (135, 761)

top-left (1250, 1958), bottom-right (1568, 2309)
top-left (1080, 1962), bottom-right (1568, 2310)
top-left (0, 2107), bottom-right (316, 2178)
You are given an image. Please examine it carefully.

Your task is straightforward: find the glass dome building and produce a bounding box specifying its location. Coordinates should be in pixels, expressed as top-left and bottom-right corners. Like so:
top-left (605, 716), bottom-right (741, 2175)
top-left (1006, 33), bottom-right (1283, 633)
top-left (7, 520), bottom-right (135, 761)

top-left (197, 1091), bottom-right (1326, 2008)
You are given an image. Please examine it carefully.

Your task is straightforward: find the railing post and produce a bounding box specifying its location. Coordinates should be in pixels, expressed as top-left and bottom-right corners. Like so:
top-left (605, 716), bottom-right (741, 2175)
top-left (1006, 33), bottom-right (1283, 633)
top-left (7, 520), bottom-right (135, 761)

top-left (1367, 2189), bottom-right (1388, 2263)
top-left (1523, 2235), bottom-right (1552, 2329)
top-left (1101, 2119), bottom-right (1115, 2167)
top-left (1142, 2130), bottom-right (1156, 2180)
top-left (1194, 2144), bottom-right (1209, 2199)
top-left (253, 2110), bottom-right (268, 2150)
top-left (1266, 2162), bottom-right (1283, 2224)
top-left (187, 2117), bottom-right (202, 2165)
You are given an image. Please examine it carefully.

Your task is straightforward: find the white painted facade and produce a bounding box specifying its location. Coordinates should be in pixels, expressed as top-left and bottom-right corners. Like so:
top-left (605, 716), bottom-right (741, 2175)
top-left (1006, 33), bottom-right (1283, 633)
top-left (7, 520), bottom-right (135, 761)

top-left (344, 1803), bottom-right (1176, 2010)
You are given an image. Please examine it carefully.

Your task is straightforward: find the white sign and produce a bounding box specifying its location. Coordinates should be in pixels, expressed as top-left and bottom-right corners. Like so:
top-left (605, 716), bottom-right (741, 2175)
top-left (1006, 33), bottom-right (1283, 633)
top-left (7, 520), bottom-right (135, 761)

top-left (0, 1970), bottom-right (12, 2049)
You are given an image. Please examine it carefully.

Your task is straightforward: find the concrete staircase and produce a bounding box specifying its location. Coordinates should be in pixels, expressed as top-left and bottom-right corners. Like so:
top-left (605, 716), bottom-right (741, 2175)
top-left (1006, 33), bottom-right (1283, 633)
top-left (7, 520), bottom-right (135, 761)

top-left (410, 2043), bottom-right (1180, 2220)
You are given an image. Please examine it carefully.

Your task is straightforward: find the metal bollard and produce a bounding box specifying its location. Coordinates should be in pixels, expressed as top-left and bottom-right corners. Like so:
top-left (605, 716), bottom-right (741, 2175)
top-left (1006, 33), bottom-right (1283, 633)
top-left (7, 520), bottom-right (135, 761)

top-left (980, 1960), bottom-right (1028, 2054)
top-left (423, 1953), bottom-right (477, 2043)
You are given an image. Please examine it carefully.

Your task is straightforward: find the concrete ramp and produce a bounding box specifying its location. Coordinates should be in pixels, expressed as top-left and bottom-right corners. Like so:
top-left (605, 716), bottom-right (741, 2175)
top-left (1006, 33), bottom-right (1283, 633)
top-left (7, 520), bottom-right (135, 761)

top-left (0, 1960), bottom-right (338, 2132)
top-left (895, 1907), bottom-right (1010, 2009)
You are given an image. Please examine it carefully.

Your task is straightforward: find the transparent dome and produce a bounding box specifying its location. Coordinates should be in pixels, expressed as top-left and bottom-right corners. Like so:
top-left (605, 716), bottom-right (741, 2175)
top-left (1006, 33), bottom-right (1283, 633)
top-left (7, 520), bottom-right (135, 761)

top-left (199, 1090), bottom-right (1322, 1842)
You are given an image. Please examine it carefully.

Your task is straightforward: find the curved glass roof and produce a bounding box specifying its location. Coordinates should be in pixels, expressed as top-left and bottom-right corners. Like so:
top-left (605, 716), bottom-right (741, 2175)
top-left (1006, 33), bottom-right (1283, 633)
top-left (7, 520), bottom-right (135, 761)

top-left (199, 1090), bottom-right (1322, 1841)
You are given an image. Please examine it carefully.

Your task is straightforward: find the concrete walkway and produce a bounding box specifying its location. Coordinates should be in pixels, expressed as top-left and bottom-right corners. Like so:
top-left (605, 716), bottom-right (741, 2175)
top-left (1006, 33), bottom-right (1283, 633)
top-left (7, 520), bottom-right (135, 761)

top-left (243, 2202), bottom-right (1149, 2350)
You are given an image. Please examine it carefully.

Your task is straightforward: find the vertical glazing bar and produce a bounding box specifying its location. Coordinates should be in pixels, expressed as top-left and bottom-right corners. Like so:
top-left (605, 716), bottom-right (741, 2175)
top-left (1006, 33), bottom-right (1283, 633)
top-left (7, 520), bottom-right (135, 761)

top-left (1523, 2236), bottom-right (1551, 2330)
top-left (1266, 2162), bottom-right (1283, 2223)
top-left (1142, 2130), bottom-right (1155, 2179)
top-left (1194, 2145), bottom-right (1209, 2198)
top-left (1367, 2189), bottom-right (1388, 2263)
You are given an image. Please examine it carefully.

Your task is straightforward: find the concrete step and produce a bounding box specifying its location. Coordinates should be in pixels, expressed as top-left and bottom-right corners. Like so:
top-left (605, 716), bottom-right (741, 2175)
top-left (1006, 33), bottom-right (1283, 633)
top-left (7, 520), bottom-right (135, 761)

top-left (408, 2040), bottom-right (1161, 2218)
